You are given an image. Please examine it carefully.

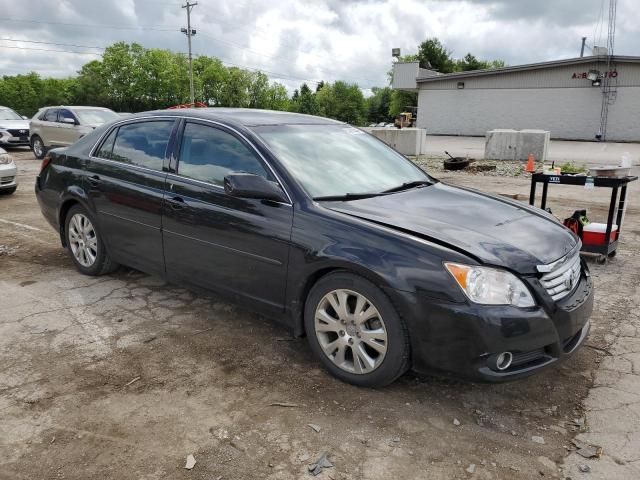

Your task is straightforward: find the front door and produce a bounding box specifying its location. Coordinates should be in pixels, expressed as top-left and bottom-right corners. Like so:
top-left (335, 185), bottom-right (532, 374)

top-left (86, 119), bottom-right (176, 275)
top-left (162, 120), bottom-right (293, 311)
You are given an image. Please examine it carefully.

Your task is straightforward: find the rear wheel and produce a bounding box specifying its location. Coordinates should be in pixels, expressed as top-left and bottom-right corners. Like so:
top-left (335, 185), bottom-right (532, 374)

top-left (31, 135), bottom-right (46, 159)
top-left (304, 272), bottom-right (410, 387)
top-left (64, 204), bottom-right (118, 276)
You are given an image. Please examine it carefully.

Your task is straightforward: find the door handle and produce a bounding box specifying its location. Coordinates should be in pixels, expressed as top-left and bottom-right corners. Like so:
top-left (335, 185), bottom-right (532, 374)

top-left (167, 196), bottom-right (186, 210)
top-left (88, 175), bottom-right (100, 187)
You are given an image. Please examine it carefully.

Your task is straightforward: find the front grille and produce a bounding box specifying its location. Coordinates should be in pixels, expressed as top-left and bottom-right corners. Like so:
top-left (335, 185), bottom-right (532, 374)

top-left (539, 252), bottom-right (581, 302)
top-left (0, 176), bottom-right (15, 185)
top-left (7, 128), bottom-right (29, 137)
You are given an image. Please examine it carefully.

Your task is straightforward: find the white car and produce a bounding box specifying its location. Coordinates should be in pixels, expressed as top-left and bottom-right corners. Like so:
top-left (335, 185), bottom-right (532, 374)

top-left (0, 147), bottom-right (17, 195)
top-left (0, 106), bottom-right (30, 148)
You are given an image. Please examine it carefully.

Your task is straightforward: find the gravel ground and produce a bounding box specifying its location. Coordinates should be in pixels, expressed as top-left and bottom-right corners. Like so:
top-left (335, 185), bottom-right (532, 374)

top-left (413, 156), bottom-right (527, 177)
top-left (0, 147), bottom-right (638, 479)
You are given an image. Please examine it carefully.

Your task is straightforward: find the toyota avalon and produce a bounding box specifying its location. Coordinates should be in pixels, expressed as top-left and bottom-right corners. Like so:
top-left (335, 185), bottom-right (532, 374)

top-left (34, 109), bottom-right (593, 387)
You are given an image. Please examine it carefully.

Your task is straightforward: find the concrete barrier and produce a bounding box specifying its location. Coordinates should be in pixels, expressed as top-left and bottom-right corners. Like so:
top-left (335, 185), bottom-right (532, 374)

top-left (361, 127), bottom-right (428, 156)
top-left (485, 129), bottom-right (550, 161)
top-left (485, 129), bottom-right (519, 161)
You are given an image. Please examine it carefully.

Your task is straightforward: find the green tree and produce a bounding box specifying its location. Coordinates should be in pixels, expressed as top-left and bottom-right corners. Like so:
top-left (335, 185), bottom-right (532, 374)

top-left (265, 83), bottom-right (290, 111)
top-left (72, 60), bottom-right (107, 106)
top-left (417, 38), bottom-right (454, 73)
top-left (389, 90), bottom-right (417, 118)
top-left (316, 81), bottom-right (366, 125)
top-left (290, 83), bottom-right (317, 115)
top-left (365, 86), bottom-right (393, 124)
top-left (194, 56), bottom-right (228, 105)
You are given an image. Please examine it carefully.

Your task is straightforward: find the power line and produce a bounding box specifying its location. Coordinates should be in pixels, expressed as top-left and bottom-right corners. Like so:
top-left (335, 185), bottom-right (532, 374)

top-left (0, 17), bottom-right (176, 32)
top-left (0, 45), bottom-right (101, 55)
top-left (0, 37), bottom-right (105, 50)
top-left (0, 16), bottom-right (381, 89)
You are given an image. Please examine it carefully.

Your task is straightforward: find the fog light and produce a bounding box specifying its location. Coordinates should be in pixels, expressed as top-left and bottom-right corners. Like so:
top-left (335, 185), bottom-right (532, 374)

top-left (495, 352), bottom-right (513, 371)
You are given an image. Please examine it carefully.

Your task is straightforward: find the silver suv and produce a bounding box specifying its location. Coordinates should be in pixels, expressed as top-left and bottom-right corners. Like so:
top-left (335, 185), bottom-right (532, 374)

top-left (30, 106), bottom-right (119, 159)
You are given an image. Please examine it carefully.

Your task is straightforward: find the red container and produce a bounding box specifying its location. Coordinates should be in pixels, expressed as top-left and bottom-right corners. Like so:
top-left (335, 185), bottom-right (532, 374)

top-left (582, 222), bottom-right (618, 245)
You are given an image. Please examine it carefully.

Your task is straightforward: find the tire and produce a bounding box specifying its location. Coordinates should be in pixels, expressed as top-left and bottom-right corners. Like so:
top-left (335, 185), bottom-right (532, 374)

top-left (0, 186), bottom-right (17, 195)
top-left (443, 157), bottom-right (471, 171)
top-left (304, 271), bottom-right (410, 387)
top-left (31, 135), bottom-right (46, 160)
top-left (64, 204), bottom-right (118, 276)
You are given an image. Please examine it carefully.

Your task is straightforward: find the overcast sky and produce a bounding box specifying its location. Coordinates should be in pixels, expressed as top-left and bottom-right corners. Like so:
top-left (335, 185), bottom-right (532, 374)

top-left (0, 0), bottom-right (637, 92)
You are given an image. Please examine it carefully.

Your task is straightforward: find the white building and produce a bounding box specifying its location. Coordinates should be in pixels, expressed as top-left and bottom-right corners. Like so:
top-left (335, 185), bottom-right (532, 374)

top-left (392, 55), bottom-right (640, 142)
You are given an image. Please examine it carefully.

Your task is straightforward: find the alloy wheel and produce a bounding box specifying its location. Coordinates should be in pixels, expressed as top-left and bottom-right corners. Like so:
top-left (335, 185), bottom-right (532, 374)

top-left (314, 289), bottom-right (388, 374)
top-left (68, 213), bottom-right (98, 267)
top-left (33, 138), bottom-right (44, 157)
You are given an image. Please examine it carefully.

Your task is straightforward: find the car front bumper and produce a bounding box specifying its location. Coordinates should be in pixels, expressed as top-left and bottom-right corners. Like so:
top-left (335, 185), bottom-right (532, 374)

top-left (0, 129), bottom-right (30, 146)
top-left (390, 265), bottom-right (594, 381)
top-left (0, 162), bottom-right (18, 190)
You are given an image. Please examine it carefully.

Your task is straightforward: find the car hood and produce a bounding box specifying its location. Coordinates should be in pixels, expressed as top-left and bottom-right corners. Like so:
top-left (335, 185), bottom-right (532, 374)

top-left (0, 120), bottom-right (29, 130)
top-left (325, 182), bottom-right (577, 273)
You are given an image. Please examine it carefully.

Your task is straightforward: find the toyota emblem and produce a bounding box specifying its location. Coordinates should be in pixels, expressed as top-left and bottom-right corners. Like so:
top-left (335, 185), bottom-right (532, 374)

top-left (19, 130), bottom-right (26, 134)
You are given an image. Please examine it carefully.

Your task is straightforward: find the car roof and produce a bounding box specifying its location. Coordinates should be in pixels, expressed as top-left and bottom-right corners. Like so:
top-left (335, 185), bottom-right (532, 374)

top-left (131, 108), bottom-right (344, 127)
top-left (40, 106), bottom-right (114, 111)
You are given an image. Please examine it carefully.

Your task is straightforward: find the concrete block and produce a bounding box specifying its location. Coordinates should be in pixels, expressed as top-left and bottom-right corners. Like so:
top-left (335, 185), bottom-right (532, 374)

top-left (362, 127), bottom-right (428, 156)
top-left (484, 129), bottom-right (549, 161)
top-left (518, 129), bottom-right (550, 162)
top-left (485, 129), bottom-right (519, 161)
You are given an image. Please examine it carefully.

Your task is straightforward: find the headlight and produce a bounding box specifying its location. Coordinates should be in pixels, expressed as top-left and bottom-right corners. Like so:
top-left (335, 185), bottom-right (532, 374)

top-left (0, 152), bottom-right (12, 165)
top-left (444, 263), bottom-right (535, 308)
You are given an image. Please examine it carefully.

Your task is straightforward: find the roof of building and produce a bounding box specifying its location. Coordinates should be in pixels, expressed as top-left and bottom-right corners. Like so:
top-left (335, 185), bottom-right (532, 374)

top-left (139, 108), bottom-right (343, 127)
top-left (416, 55), bottom-right (640, 83)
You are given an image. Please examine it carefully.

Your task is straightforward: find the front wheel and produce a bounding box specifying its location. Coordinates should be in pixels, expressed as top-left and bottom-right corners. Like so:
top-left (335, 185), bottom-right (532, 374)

top-left (64, 204), bottom-right (118, 276)
top-left (304, 272), bottom-right (410, 387)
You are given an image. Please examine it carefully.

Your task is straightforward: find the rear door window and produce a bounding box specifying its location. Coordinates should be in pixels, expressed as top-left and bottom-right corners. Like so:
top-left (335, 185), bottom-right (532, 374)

top-left (94, 128), bottom-right (118, 160)
top-left (110, 121), bottom-right (174, 171)
top-left (177, 122), bottom-right (271, 186)
top-left (43, 109), bottom-right (58, 122)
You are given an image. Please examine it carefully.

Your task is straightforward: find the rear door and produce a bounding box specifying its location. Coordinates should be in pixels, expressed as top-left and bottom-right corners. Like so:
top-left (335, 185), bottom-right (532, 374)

top-left (40, 108), bottom-right (59, 146)
top-left (162, 120), bottom-right (293, 311)
top-left (86, 118), bottom-right (176, 275)
top-left (57, 108), bottom-right (80, 146)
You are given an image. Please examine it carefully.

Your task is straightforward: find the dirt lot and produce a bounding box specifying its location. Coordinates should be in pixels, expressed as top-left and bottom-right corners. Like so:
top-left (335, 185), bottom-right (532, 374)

top-left (1, 149), bottom-right (638, 479)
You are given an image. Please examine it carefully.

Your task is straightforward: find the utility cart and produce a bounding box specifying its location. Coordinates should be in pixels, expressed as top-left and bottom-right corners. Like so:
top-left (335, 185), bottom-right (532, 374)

top-left (528, 173), bottom-right (638, 262)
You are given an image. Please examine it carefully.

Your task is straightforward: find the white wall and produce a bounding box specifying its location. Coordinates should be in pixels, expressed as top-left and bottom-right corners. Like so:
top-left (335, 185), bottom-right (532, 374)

top-left (417, 86), bottom-right (640, 141)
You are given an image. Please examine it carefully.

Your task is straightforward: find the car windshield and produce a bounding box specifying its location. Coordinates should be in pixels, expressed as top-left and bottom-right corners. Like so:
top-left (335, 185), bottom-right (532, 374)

top-left (254, 124), bottom-right (431, 199)
top-left (0, 108), bottom-right (22, 120)
top-left (74, 109), bottom-right (119, 125)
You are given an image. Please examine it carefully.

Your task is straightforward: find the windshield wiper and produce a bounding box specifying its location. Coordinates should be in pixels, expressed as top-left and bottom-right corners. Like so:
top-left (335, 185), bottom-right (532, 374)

top-left (313, 192), bottom-right (386, 201)
top-left (381, 180), bottom-right (432, 194)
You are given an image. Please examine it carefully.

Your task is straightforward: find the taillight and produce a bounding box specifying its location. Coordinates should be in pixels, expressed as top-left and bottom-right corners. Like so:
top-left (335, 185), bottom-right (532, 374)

top-left (40, 155), bottom-right (52, 172)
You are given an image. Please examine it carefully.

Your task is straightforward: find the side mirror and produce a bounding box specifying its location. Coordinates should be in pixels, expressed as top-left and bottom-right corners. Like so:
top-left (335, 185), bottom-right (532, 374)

top-left (224, 173), bottom-right (288, 203)
top-left (21, 115), bottom-right (28, 120)
top-left (61, 117), bottom-right (77, 125)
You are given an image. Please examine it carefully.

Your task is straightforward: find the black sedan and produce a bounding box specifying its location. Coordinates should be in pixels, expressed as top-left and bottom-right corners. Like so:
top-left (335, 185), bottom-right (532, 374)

top-left (35, 109), bottom-right (593, 387)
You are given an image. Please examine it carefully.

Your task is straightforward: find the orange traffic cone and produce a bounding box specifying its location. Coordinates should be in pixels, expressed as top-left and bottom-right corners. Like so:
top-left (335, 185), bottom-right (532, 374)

top-left (525, 153), bottom-right (535, 173)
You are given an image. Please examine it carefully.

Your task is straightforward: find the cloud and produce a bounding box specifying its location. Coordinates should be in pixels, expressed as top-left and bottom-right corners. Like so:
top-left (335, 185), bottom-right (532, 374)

top-left (0, 0), bottom-right (637, 91)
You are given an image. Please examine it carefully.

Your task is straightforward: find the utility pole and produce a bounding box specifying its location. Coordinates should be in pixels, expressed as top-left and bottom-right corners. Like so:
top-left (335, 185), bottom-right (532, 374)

top-left (181, 1), bottom-right (197, 104)
top-left (580, 36), bottom-right (587, 57)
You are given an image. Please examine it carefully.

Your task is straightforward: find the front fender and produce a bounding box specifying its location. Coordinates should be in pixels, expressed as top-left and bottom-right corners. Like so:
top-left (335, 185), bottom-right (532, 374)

top-left (286, 205), bottom-right (474, 335)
